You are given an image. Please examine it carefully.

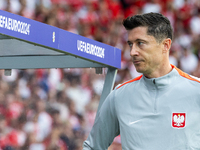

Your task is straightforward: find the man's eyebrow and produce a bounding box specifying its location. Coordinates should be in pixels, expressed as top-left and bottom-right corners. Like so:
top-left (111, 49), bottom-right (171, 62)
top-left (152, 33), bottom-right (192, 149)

top-left (127, 39), bottom-right (146, 43)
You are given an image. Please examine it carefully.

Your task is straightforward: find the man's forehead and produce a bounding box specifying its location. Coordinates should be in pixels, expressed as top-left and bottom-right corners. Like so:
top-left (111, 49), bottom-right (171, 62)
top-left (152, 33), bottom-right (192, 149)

top-left (127, 27), bottom-right (149, 41)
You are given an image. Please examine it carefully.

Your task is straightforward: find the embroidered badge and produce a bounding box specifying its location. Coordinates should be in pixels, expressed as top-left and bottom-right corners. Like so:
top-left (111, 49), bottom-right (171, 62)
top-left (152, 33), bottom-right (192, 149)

top-left (172, 113), bottom-right (186, 128)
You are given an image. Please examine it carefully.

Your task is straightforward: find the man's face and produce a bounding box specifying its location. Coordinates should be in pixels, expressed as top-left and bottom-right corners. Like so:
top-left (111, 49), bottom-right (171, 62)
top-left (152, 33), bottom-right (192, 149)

top-left (127, 26), bottom-right (165, 77)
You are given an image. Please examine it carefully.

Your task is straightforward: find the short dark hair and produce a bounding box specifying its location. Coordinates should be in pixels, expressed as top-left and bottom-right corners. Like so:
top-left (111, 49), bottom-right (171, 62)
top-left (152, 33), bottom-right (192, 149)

top-left (123, 12), bottom-right (173, 43)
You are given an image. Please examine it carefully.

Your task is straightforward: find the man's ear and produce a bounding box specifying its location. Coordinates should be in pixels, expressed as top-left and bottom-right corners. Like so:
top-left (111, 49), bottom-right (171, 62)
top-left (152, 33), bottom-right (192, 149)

top-left (162, 38), bottom-right (172, 53)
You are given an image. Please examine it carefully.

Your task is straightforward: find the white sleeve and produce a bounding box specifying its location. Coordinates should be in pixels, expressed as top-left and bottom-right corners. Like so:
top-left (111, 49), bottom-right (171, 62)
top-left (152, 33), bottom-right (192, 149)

top-left (83, 90), bottom-right (120, 150)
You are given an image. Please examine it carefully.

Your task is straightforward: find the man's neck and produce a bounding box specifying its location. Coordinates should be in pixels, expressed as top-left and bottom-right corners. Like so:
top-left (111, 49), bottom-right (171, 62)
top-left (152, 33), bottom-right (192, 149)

top-left (144, 63), bottom-right (173, 79)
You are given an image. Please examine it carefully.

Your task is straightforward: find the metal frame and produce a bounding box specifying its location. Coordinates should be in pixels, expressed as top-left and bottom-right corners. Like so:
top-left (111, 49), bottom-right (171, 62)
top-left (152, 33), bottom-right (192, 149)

top-left (0, 10), bottom-right (121, 111)
top-left (97, 67), bottom-right (118, 113)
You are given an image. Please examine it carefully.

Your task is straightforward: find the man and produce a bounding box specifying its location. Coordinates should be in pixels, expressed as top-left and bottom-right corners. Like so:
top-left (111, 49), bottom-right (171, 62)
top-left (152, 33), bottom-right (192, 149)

top-left (83, 12), bottom-right (200, 149)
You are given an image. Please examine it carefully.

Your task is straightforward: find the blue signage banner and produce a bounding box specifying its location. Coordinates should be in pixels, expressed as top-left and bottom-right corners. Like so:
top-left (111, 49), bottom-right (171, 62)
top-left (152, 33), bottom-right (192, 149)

top-left (0, 10), bottom-right (121, 69)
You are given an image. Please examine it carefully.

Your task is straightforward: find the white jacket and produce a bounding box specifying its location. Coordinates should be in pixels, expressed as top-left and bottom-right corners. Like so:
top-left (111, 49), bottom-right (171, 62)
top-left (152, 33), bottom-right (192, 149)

top-left (83, 65), bottom-right (200, 150)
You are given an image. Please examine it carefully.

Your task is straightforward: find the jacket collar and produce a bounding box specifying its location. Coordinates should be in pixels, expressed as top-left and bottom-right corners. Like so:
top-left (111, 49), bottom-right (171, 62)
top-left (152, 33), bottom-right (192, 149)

top-left (142, 67), bottom-right (179, 90)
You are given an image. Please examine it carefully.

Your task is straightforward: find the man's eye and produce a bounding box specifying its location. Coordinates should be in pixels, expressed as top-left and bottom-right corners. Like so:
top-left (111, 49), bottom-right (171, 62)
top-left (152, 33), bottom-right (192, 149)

top-left (128, 43), bottom-right (133, 48)
top-left (138, 42), bottom-right (144, 46)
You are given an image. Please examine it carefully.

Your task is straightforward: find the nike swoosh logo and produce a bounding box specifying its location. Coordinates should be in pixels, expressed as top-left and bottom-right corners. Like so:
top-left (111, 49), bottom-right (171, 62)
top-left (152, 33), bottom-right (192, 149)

top-left (129, 120), bottom-right (142, 125)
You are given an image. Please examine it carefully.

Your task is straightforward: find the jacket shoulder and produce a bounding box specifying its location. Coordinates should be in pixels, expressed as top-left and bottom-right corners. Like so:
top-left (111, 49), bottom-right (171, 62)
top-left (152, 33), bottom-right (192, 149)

top-left (173, 65), bottom-right (200, 83)
top-left (116, 75), bottom-right (143, 90)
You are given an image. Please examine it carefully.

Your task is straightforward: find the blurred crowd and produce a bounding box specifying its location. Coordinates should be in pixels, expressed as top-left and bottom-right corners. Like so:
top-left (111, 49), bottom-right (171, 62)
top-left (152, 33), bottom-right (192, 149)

top-left (0, 0), bottom-right (200, 149)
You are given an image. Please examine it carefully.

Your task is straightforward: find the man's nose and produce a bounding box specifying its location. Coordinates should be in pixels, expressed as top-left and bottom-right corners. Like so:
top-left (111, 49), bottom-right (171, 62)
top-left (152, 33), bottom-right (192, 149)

top-left (130, 45), bottom-right (139, 57)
